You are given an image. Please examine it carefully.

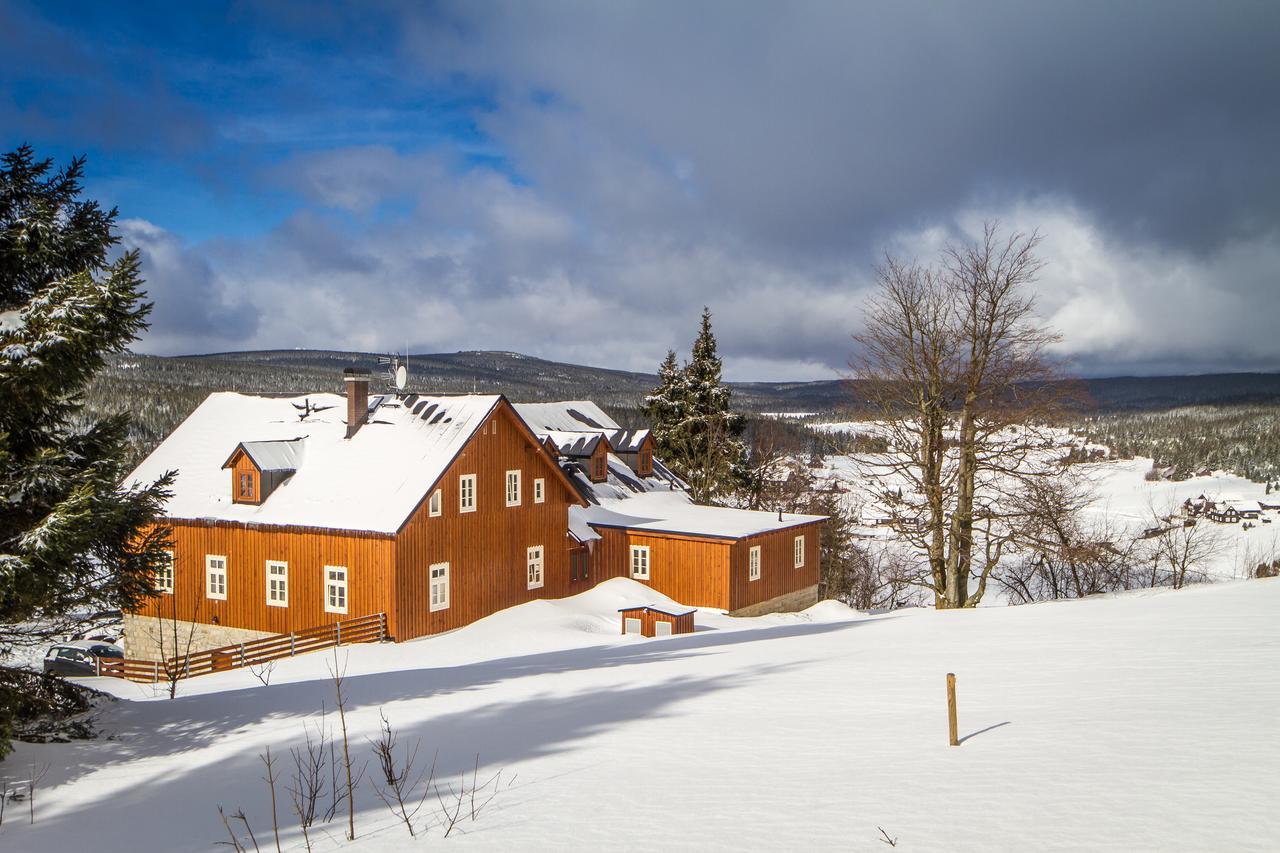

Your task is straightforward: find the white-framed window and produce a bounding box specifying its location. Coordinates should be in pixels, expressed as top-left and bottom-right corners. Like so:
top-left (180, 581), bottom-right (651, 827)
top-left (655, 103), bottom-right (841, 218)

top-left (156, 550), bottom-right (174, 594)
top-left (206, 555), bottom-right (227, 600)
top-left (794, 535), bottom-right (805, 569)
top-left (429, 488), bottom-right (442, 517)
top-left (506, 469), bottom-right (522, 507)
top-left (533, 478), bottom-right (545, 503)
top-left (749, 546), bottom-right (761, 582)
top-left (630, 545), bottom-right (650, 580)
top-left (526, 545), bottom-right (544, 589)
top-left (266, 560), bottom-right (288, 607)
top-left (325, 565), bottom-right (348, 614)
top-left (459, 474), bottom-right (476, 513)
top-left (429, 562), bottom-right (450, 611)
top-left (624, 617), bottom-right (642, 635)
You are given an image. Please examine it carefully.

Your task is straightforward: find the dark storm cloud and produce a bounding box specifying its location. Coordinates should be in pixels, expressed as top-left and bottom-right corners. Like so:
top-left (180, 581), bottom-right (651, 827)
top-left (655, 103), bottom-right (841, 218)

top-left (405, 1), bottom-right (1280, 256)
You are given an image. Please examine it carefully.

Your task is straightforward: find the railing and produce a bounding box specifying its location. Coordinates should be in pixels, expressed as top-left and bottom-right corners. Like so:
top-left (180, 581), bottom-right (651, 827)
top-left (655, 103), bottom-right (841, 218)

top-left (97, 612), bottom-right (387, 683)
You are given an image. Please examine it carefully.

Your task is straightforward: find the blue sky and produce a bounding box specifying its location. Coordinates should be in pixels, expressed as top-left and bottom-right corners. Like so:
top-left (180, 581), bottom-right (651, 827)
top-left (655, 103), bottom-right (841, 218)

top-left (3, 2), bottom-right (502, 239)
top-left (4, 1), bottom-right (1279, 379)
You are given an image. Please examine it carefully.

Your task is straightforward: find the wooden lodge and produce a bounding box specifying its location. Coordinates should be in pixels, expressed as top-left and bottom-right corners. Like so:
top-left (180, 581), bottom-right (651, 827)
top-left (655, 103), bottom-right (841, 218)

top-left (122, 373), bottom-right (826, 657)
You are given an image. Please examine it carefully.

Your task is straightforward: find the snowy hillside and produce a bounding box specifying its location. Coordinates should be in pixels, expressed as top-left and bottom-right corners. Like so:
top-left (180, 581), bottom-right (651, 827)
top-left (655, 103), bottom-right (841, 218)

top-left (3, 577), bottom-right (1278, 851)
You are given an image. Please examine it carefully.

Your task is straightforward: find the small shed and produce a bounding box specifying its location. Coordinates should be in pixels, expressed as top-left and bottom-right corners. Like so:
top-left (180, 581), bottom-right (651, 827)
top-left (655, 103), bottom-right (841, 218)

top-left (619, 604), bottom-right (696, 637)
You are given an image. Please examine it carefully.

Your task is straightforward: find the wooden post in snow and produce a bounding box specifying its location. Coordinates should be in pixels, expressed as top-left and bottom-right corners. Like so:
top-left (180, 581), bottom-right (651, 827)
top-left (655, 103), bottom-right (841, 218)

top-left (946, 673), bottom-right (959, 747)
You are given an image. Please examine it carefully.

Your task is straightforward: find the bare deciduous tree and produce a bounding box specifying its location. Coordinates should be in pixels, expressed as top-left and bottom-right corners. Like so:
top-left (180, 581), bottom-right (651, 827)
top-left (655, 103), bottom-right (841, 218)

top-left (260, 746), bottom-right (282, 853)
top-left (852, 223), bottom-right (1066, 608)
top-left (152, 586), bottom-right (201, 699)
top-left (999, 469), bottom-right (1139, 602)
top-left (1142, 504), bottom-right (1223, 589)
top-left (327, 648), bottom-right (362, 841)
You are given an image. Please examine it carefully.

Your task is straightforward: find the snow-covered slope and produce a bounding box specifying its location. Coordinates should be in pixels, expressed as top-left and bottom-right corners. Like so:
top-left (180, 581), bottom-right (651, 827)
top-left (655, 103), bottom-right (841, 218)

top-left (3, 578), bottom-right (1279, 851)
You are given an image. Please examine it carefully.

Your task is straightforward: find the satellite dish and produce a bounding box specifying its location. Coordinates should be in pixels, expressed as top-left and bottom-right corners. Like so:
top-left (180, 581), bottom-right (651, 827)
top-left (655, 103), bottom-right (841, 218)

top-left (395, 364), bottom-right (408, 390)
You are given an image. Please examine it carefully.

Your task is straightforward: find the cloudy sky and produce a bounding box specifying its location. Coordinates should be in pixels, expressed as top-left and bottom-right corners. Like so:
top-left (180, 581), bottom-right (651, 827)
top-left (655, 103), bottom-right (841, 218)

top-left (3, 1), bottom-right (1278, 380)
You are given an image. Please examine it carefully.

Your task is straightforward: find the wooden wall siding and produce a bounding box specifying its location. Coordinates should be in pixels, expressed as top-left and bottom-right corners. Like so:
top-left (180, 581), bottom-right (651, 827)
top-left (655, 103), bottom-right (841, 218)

top-left (392, 402), bottom-right (584, 640)
top-left (593, 528), bottom-right (732, 609)
top-left (135, 521), bottom-right (396, 638)
top-left (619, 607), bottom-right (695, 637)
top-left (727, 522), bottom-right (823, 611)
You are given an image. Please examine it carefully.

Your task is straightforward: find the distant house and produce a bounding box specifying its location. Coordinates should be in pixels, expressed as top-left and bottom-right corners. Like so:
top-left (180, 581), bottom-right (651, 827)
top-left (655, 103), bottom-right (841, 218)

top-left (1223, 499), bottom-right (1262, 520)
top-left (122, 374), bottom-right (825, 658)
top-left (1205, 503), bottom-right (1241, 524)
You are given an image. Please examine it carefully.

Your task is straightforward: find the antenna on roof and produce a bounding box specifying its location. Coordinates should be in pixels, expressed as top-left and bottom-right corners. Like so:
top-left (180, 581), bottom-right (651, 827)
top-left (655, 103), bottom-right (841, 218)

top-left (378, 352), bottom-right (409, 392)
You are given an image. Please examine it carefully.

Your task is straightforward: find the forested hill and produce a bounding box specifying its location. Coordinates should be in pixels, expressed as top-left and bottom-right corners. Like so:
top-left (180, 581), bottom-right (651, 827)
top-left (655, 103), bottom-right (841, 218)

top-left (87, 349), bottom-right (1280, 464)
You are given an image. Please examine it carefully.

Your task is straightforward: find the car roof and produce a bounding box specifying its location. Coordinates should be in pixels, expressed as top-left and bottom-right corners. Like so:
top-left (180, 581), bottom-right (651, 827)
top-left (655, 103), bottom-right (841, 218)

top-left (57, 639), bottom-right (123, 652)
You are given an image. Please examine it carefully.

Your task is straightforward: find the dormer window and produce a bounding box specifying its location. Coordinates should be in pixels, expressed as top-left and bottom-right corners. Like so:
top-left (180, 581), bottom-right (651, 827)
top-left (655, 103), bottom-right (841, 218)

top-left (591, 453), bottom-right (607, 483)
top-left (638, 448), bottom-right (653, 476)
top-left (221, 439), bottom-right (303, 506)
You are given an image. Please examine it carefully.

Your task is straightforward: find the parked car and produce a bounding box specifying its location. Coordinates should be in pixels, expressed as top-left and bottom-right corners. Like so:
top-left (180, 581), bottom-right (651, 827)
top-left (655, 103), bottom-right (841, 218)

top-left (42, 640), bottom-right (125, 677)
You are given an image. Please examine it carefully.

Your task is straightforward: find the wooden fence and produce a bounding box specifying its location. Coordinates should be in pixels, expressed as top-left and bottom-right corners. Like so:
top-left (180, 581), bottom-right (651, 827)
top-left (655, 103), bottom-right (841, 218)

top-left (97, 612), bottom-right (387, 683)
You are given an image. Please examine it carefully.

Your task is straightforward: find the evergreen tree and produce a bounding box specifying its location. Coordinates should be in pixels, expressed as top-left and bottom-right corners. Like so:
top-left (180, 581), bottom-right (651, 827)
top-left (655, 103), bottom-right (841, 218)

top-left (642, 349), bottom-right (687, 458)
top-left (644, 308), bottom-right (747, 504)
top-left (0, 145), bottom-right (172, 754)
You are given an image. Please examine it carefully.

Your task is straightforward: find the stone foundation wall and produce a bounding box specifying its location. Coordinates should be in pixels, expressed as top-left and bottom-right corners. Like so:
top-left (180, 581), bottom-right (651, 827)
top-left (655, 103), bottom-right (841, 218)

top-left (729, 583), bottom-right (819, 617)
top-left (123, 614), bottom-right (276, 660)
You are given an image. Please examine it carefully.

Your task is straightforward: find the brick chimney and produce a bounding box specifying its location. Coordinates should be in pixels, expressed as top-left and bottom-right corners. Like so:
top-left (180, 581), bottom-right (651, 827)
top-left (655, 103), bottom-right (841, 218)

top-left (344, 368), bottom-right (370, 439)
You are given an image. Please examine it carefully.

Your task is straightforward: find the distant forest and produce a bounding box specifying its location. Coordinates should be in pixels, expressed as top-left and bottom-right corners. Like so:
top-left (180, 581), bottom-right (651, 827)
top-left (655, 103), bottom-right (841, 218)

top-left (1078, 406), bottom-right (1280, 484)
top-left (83, 350), bottom-right (1280, 480)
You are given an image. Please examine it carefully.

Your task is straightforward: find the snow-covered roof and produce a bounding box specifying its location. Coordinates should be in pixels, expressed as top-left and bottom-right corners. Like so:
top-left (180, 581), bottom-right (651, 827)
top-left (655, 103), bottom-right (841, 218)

top-left (126, 391), bottom-right (505, 533)
top-left (513, 401), bottom-right (620, 433)
top-left (860, 503), bottom-right (893, 524)
top-left (568, 511), bottom-right (602, 544)
top-left (618, 603), bottom-right (696, 617)
top-left (543, 431), bottom-right (607, 457)
top-left (581, 491), bottom-right (826, 540)
top-left (563, 454), bottom-right (685, 504)
top-left (607, 428), bottom-right (651, 453)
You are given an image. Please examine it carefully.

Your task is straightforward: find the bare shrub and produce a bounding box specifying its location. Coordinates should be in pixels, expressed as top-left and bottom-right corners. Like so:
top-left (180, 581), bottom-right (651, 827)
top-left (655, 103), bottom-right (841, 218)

top-left (287, 711), bottom-right (329, 852)
top-left (369, 711), bottom-right (436, 836)
top-left (249, 659), bottom-right (277, 688)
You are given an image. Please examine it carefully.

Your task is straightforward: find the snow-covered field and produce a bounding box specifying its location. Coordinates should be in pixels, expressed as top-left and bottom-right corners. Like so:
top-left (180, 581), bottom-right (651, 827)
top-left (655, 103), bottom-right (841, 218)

top-left (4, 576), bottom-right (1279, 852)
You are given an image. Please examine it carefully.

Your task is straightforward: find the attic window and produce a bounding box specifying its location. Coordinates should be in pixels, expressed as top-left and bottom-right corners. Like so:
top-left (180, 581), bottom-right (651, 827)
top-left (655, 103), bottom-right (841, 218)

top-left (591, 453), bottom-right (607, 483)
top-left (638, 448), bottom-right (653, 476)
top-left (238, 471), bottom-right (256, 501)
top-left (459, 474), bottom-right (477, 513)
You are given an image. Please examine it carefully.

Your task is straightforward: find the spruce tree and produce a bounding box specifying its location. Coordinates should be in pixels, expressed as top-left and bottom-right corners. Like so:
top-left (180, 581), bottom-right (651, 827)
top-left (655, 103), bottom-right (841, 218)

top-left (1, 146), bottom-right (172, 753)
top-left (644, 308), bottom-right (747, 504)
top-left (642, 349), bottom-right (687, 458)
